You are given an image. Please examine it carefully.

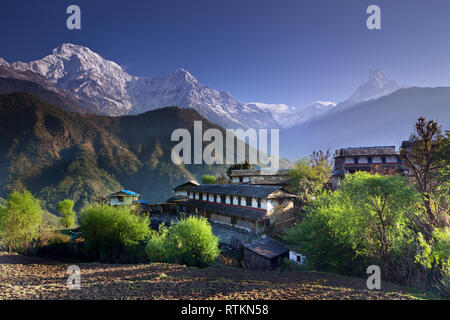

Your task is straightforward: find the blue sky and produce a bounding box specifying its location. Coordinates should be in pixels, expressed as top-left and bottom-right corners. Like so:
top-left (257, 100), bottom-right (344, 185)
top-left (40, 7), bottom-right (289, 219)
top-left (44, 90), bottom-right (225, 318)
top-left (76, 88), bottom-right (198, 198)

top-left (1, 0), bottom-right (450, 110)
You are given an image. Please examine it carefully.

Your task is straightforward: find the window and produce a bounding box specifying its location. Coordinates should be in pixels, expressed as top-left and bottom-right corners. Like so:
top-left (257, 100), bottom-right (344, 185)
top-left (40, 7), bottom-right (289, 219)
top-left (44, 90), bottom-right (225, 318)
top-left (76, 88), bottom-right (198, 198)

top-left (354, 157), bottom-right (359, 164)
top-left (367, 157), bottom-right (372, 164)
top-left (118, 197), bottom-right (124, 203)
top-left (246, 197), bottom-right (252, 206)
top-left (381, 156), bottom-right (386, 163)
top-left (237, 196), bottom-right (242, 205)
top-left (199, 193), bottom-right (203, 200)
top-left (213, 194), bottom-right (217, 202)
top-left (397, 156), bottom-right (402, 164)
top-left (296, 255), bottom-right (301, 263)
top-left (257, 198), bottom-right (262, 208)
top-left (221, 194), bottom-right (226, 204)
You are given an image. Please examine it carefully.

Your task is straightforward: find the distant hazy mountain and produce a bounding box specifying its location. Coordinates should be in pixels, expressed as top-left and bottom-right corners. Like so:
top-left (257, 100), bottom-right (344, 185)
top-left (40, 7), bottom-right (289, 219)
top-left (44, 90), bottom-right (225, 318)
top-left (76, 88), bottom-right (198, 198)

top-left (247, 101), bottom-right (337, 128)
top-left (249, 70), bottom-right (403, 128)
top-left (280, 86), bottom-right (450, 160)
top-left (1, 43), bottom-right (277, 129)
top-left (335, 69), bottom-right (407, 111)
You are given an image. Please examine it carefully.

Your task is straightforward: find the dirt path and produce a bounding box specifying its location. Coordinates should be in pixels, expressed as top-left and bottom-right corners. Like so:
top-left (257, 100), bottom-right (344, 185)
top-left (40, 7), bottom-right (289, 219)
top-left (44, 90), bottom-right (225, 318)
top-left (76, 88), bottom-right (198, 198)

top-left (0, 251), bottom-right (423, 300)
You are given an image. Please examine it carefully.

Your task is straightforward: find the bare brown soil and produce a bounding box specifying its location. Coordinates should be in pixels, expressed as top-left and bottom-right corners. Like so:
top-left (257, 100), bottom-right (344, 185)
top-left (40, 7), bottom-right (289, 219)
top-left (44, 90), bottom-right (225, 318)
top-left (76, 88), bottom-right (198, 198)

top-left (0, 251), bottom-right (424, 300)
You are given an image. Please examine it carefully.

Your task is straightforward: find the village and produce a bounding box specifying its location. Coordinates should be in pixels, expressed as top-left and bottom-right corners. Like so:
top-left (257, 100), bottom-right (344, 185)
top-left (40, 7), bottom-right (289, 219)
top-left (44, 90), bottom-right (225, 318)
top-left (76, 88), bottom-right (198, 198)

top-left (104, 143), bottom-right (410, 271)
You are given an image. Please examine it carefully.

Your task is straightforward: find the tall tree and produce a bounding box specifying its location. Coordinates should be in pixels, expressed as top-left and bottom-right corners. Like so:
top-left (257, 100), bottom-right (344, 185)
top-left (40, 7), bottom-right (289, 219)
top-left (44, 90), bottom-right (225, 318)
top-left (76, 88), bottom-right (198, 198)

top-left (287, 156), bottom-right (332, 204)
top-left (400, 117), bottom-right (449, 239)
top-left (0, 190), bottom-right (43, 252)
top-left (57, 199), bottom-right (76, 228)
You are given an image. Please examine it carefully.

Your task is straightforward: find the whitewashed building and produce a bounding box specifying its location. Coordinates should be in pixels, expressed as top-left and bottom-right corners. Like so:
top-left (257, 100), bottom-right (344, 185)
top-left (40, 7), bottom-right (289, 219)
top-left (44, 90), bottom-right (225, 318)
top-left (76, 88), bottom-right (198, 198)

top-left (175, 183), bottom-right (297, 233)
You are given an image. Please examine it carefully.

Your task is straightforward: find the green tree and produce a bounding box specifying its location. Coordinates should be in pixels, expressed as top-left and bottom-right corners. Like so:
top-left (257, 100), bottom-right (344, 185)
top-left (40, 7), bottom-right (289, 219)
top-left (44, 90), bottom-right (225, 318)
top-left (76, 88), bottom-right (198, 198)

top-left (166, 216), bottom-right (220, 267)
top-left (145, 224), bottom-right (169, 263)
top-left (57, 199), bottom-right (76, 228)
top-left (0, 190), bottom-right (43, 252)
top-left (201, 174), bottom-right (216, 184)
top-left (146, 216), bottom-right (220, 268)
top-left (287, 157), bottom-right (332, 204)
top-left (339, 172), bottom-right (418, 259)
top-left (400, 117), bottom-right (449, 239)
top-left (79, 204), bottom-right (150, 262)
top-left (226, 160), bottom-right (252, 176)
top-left (284, 172), bottom-right (418, 274)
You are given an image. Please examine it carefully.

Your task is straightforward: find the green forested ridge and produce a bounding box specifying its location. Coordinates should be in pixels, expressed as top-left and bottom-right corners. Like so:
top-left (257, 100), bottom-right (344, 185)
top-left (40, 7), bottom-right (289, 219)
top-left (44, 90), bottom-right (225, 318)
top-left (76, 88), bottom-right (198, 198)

top-left (0, 92), bottom-right (244, 214)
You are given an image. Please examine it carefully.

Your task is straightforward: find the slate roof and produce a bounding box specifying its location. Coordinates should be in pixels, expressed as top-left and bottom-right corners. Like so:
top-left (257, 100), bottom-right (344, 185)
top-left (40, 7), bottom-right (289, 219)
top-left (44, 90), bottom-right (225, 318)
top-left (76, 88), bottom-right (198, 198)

top-left (173, 181), bottom-right (200, 191)
top-left (108, 190), bottom-right (139, 197)
top-left (335, 146), bottom-right (398, 157)
top-left (243, 238), bottom-right (289, 259)
top-left (177, 200), bottom-right (268, 221)
top-left (190, 184), bottom-right (296, 199)
top-left (230, 168), bottom-right (290, 177)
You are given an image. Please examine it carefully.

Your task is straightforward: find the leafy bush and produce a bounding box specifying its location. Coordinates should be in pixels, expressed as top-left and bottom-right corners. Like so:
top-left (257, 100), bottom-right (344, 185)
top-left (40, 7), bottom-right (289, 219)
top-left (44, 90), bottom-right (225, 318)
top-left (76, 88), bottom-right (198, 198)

top-left (284, 172), bottom-right (419, 278)
top-left (0, 190), bottom-right (43, 252)
top-left (145, 224), bottom-right (169, 263)
top-left (57, 199), bottom-right (76, 228)
top-left (201, 175), bottom-right (216, 184)
top-left (79, 204), bottom-right (150, 263)
top-left (145, 216), bottom-right (220, 268)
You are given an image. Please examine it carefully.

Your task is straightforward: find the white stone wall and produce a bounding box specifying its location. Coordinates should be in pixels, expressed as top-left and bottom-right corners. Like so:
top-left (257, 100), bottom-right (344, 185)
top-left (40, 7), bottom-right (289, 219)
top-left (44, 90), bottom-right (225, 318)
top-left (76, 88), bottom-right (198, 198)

top-left (216, 195), bottom-right (221, 203)
top-left (109, 197), bottom-right (134, 206)
top-left (231, 177), bottom-right (240, 183)
top-left (261, 199), bottom-right (267, 209)
top-left (345, 157), bottom-right (355, 164)
top-left (372, 156), bottom-right (382, 163)
top-left (232, 196), bottom-right (239, 205)
top-left (243, 177), bottom-right (250, 183)
top-left (251, 198), bottom-right (258, 208)
top-left (189, 193), bottom-right (194, 199)
top-left (225, 195), bottom-right (231, 204)
top-left (195, 193), bottom-right (199, 200)
top-left (209, 194), bottom-right (214, 202)
top-left (202, 193), bottom-right (207, 201)
top-left (289, 251), bottom-right (305, 265)
top-left (176, 191), bottom-right (187, 196)
top-left (387, 156), bottom-right (397, 163)
top-left (359, 157), bottom-right (368, 164)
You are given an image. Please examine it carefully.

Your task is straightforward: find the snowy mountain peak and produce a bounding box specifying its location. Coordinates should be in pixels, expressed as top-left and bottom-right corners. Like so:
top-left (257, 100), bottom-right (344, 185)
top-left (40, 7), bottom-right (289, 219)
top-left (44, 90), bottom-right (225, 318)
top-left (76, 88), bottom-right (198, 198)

top-left (170, 68), bottom-right (198, 84)
top-left (338, 70), bottom-right (406, 110)
top-left (1, 43), bottom-right (277, 128)
top-left (0, 57), bottom-right (9, 67)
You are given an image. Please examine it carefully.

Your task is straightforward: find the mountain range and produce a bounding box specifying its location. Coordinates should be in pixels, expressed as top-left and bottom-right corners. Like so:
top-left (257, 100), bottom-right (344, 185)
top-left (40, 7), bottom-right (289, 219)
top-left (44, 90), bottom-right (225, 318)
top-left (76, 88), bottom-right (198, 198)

top-left (0, 92), bottom-right (249, 212)
top-left (0, 43), bottom-right (407, 131)
top-left (1, 43), bottom-right (448, 164)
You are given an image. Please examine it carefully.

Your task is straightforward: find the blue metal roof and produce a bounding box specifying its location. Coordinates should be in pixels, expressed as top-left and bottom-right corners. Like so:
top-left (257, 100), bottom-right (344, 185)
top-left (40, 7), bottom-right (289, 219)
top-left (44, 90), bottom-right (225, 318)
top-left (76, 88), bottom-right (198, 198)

top-left (133, 200), bottom-right (148, 204)
top-left (121, 190), bottom-right (138, 196)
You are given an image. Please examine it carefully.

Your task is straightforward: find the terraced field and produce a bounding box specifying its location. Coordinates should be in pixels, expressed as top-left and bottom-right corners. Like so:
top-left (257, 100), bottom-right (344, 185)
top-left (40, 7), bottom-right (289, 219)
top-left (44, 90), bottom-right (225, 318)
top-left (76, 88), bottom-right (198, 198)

top-left (0, 251), bottom-right (427, 300)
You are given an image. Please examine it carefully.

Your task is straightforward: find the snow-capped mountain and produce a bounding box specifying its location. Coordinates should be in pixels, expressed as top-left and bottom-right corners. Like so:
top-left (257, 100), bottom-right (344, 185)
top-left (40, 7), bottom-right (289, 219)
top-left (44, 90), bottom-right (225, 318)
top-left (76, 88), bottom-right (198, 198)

top-left (2, 43), bottom-right (277, 129)
top-left (248, 101), bottom-right (336, 128)
top-left (335, 69), bottom-right (406, 110)
top-left (0, 43), bottom-right (406, 130)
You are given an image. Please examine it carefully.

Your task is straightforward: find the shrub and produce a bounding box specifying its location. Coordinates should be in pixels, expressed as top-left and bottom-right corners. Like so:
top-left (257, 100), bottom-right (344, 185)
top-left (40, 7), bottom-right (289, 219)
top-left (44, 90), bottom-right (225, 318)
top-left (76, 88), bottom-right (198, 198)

top-left (201, 175), bottom-right (216, 184)
top-left (57, 199), bottom-right (76, 228)
top-left (145, 224), bottom-right (169, 263)
top-left (165, 216), bottom-right (220, 267)
top-left (145, 216), bottom-right (220, 268)
top-left (0, 190), bottom-right (43, 252)
top-left (79, 204), bottom-right (150, 263)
